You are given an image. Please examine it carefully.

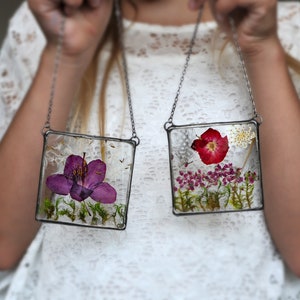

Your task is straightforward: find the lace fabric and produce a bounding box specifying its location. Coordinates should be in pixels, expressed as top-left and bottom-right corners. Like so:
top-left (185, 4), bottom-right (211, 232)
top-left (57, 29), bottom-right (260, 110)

top-left (1, 2), bottom-right (300, 300)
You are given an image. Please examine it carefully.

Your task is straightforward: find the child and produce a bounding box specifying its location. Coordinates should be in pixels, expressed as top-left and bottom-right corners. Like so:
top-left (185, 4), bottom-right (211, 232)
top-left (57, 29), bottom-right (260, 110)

top-left (0, 0), bottom-right (300, 299)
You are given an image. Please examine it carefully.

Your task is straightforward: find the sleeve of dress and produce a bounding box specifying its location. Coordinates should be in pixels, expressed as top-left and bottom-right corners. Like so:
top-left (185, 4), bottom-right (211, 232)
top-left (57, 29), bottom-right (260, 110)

top-left (0, 1), bottom-right (45, 297)
top-left (0, 1), bottom-right (45, 141)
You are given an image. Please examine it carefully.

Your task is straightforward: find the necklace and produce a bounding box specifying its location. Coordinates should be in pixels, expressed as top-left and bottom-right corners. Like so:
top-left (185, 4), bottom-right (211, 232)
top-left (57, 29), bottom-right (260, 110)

top-left (164, 18), bottom-right (263, 215)
top-left (36, 1), bottom-right (139, 230)
top-left (36, 1), bottom-right (263, 230)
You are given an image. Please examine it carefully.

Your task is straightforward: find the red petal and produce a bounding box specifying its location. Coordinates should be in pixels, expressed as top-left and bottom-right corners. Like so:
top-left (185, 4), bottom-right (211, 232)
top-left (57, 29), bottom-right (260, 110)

top-left (191, 128), bottom-right (229, 165)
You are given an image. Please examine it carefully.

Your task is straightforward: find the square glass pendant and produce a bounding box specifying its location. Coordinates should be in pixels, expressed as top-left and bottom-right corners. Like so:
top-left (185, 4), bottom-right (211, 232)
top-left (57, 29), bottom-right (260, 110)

top-left (36, 130), bottom-right (137, 229)
top-left (166, 120), bottom-right (263, 215)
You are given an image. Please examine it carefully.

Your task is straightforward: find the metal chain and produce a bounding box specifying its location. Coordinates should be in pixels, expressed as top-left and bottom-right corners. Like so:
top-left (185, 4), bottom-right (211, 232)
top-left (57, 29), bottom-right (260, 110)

top-left (43, 16), bottom-right (66, 132)
top-left (45, 3), bottom-right (260, 137)
top-left (166, 7), bottom-right (204, 125)
top-left (115, 0), bottom-right (140, 145)
top-left (43, 2), bottom-right (140, 144)
top-left (165, 11), bottom-right (260, 126)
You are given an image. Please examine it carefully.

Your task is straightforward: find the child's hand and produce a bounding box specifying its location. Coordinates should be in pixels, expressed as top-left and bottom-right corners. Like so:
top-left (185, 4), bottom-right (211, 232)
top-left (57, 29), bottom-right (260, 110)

top-left (189, 0), bottom-right (278, 57)
top-left (28, 0), bottom-right (113, 61)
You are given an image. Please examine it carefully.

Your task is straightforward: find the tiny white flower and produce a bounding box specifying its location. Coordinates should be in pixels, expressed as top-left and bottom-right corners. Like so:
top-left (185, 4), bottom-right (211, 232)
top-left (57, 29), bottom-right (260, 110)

top-left (229, 125), bottom-right (256, 148)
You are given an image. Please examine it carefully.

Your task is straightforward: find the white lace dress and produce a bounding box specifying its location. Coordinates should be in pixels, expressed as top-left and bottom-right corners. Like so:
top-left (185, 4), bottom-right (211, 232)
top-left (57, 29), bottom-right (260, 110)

top-left (1, 2), bottom-right (300, 300)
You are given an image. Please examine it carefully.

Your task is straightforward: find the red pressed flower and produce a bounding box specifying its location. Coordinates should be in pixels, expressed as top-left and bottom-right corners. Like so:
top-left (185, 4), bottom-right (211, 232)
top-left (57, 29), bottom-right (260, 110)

top-left (191, 128), bottom-right (229, 165)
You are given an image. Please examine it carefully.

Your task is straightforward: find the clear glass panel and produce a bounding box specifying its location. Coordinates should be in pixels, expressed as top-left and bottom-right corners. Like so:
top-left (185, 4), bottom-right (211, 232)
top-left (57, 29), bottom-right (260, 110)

top-left (36, 130), bottom-right (136, 229)
top-left (167, 120), bottom-right (263, 215)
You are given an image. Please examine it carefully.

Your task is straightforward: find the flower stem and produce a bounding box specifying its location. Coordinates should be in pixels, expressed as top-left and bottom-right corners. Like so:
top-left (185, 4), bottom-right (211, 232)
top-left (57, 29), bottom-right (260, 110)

top-left (241, 138), bottom-right (255, 170)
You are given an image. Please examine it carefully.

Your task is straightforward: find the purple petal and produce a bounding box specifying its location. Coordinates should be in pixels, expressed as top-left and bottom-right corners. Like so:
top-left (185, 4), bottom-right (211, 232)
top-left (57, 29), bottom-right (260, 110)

top-left (63, 155), bottom-right (84, 178)
top-left (70, 182), bottom-right (93, 202)
top-left (91, 182), bottom-right (117, 204)
top-left (85, 159), bottom-right (106, 188)
top-left (46, 174), bottom-right (72, 195)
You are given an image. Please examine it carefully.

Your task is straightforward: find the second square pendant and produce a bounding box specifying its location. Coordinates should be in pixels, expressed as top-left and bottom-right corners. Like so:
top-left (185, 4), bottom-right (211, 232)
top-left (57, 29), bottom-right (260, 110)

top-left (166, 120), bottom-right (263, 215)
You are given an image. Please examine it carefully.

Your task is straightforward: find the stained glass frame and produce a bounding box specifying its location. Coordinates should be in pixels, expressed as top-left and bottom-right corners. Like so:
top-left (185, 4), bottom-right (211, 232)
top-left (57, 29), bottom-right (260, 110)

top-left (166, 119), bottom-right (264, 215)
top-left (36, 130), bottom-right (137, 230)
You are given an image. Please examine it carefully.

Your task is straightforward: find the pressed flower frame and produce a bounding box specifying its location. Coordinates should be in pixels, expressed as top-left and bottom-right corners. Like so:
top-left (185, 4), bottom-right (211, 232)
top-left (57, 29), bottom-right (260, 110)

top-left (166, 120), bottom-right (264, 215)
top-left (36, 130), bottom-right (137, 229)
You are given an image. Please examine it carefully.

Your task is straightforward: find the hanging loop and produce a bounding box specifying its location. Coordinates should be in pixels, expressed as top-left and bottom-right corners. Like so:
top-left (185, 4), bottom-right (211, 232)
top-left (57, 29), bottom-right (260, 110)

top-left (254, 114), bottom-right (263, 125)
top-left (164, 120), bottom-right (174, 131)
top-left (130, 134), bottom-right (140, 146)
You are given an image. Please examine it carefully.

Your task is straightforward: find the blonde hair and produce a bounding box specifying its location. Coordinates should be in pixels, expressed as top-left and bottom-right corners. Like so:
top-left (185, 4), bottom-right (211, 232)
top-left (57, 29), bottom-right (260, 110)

top-left (70, 9), bottom-right (119, 134)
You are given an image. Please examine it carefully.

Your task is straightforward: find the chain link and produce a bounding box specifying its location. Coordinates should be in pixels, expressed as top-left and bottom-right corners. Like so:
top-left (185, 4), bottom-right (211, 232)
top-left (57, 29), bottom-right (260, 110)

top-left (43, 16), bottom-right (66, 132)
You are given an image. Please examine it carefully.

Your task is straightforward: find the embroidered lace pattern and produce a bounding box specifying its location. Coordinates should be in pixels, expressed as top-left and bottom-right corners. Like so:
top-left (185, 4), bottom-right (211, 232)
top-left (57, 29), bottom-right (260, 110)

top-left (1, 2), bottom-right (300, 300)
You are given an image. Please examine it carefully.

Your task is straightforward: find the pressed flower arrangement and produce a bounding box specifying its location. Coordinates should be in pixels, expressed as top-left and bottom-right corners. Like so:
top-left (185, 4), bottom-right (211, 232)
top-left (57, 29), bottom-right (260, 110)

top-left (36, 131), bottom-right (136, 229)
top-left (166, 120), bottom-right (263, 214)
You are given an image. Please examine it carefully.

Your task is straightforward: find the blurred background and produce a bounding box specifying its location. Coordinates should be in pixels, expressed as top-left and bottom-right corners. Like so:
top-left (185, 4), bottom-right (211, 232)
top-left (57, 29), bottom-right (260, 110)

top-left (0, 0), bottom-right (22, 45)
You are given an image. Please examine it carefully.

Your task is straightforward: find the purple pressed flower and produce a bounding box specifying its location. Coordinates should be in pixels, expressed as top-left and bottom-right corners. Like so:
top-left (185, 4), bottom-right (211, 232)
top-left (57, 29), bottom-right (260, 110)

top-left (46, 153), bottom-right (117, 204)
top-left (174, 162), bottom-right (249, 192)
